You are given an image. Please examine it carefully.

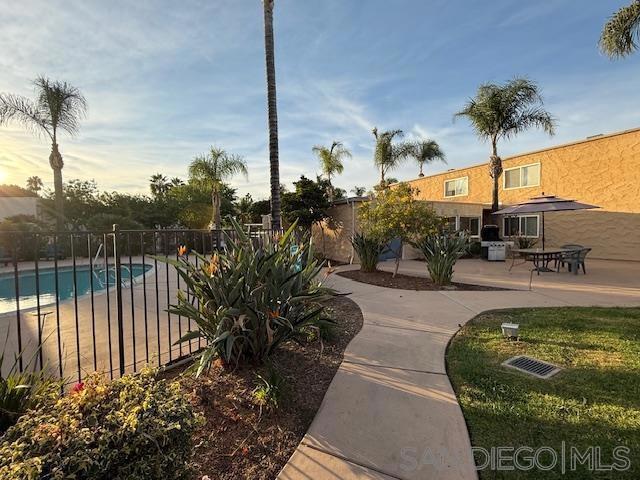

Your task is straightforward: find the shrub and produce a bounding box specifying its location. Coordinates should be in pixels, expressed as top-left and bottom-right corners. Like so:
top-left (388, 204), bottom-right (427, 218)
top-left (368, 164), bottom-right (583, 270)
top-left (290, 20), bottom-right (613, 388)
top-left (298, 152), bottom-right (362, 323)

top-left (357, 183), bottom-right (441, 276)
top-left (468, 240), bottom-right (482, 257)
top-left (163, 217), bottom-right (334, 372)
top-left (350, 232), bottom-right (385, 272)
top-left (0, 215), bottom-right (47, 261)
top-left (414, 233), bottom-right (469, 286)
top-left (252, 363), bottom-right (286, 410)
top-left (0, 341), bottom-right (61, 433)
top-left (514, 236), bottom-right (538, 249)
top-left (0, 368), bottom-right (200, 480)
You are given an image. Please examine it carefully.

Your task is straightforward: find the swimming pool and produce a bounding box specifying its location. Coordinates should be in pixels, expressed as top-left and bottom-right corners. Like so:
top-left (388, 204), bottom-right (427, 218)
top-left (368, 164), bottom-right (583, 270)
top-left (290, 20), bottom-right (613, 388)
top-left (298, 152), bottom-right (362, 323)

top-left (0, 264), bottom-right (152, 314)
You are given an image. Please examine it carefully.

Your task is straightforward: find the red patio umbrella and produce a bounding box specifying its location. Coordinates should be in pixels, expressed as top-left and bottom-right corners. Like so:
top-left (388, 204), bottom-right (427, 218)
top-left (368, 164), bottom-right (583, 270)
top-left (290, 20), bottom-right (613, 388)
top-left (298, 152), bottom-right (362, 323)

top-left (494, 194), bottom-right (599, 249)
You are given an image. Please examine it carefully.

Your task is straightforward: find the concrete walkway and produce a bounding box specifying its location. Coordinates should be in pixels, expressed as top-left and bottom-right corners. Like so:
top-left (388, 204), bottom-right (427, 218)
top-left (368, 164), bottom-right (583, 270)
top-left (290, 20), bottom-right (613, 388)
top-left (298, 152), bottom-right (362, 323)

top-left (278, 259), bottom-right (640, 480)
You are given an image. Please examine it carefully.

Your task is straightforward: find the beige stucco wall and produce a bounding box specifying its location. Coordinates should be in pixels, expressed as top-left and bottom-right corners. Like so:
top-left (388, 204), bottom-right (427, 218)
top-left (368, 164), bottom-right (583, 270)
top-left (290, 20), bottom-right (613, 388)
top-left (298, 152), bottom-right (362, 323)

top-left (312, 201), bottom-right (362, 264)
top-left (403, 128), bottom-right (640, 261)
top-left (0, 197), bottom-right (40, 221)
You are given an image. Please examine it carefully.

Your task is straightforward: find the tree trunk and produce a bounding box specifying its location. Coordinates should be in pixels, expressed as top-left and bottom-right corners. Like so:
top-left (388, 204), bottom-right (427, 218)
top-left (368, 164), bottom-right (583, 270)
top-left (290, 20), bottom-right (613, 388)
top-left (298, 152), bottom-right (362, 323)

top-left (49, 141), bottom-right (64, 230)
top-left (489, 141), bottom-right (502, 212)
top-left (263, 0), bottom-right (281, 231)
top-left (212, 189), bottom-right (222, 248)
top-left (419, 162), bottom-right (424, 177)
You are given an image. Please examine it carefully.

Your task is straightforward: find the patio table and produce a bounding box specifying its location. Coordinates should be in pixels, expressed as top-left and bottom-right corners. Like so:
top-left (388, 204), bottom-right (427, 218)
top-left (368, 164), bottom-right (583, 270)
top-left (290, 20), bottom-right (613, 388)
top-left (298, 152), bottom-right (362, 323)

top-left (510, 247), bottom-right (576, 274)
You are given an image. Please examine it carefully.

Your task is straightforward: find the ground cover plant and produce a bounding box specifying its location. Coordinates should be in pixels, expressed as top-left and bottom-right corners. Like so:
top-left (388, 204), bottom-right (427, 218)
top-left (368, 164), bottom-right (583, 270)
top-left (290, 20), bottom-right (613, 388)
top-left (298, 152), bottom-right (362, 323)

top-left (0, 368), bottom-right (200, 480)
top-left (447, 307), bottom-right (640, 479)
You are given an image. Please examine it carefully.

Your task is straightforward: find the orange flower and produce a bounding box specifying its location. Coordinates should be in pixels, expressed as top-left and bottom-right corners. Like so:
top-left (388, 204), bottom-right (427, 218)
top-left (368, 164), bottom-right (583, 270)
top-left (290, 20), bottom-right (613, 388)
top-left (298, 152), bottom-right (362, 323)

top-left (207, 253), bottom-right (220, 276)
top-left (177, 245), bottom-right (187, 257)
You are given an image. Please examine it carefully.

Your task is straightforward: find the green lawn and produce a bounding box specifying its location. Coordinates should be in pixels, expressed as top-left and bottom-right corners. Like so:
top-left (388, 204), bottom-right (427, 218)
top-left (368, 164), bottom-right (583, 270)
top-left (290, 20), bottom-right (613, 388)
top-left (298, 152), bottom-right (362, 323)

top-left (447, 307), bottom-right (640, 479)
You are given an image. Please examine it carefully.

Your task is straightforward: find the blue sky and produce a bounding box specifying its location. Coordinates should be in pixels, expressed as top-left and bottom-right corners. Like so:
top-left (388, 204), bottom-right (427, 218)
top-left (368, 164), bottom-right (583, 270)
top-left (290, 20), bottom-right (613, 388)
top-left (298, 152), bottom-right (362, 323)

top-left (0, 0), bottom-right (638, 199)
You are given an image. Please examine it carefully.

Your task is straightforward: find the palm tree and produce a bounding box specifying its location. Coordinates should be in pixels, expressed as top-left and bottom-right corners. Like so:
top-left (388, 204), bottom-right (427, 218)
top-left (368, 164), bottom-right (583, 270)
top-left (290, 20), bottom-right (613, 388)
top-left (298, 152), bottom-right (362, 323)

top-left (372, 128), bottom-right (413, 186)
top-left (312, 141), bottom-right (351, 201)
top-left (351, 186), bottom-right (366, 196)
top-left (26, 175), bottom-right (43, 195)
top-left (600, 1), bottom-right (640, 58)
top-left (0, 77), bottom-right (87, 229)
top-left (410, 139), bottom-right (446, 177)
top-left (150, 174), bottom-right (170, 197)
top-left (169, 177), bottom-right (184, 188)
top-left (263, 0), bottom-right (281, 231)
top-left (188, 146), bottom-right (248, 234)
top-left (455, 78), bottom-right (555, 212)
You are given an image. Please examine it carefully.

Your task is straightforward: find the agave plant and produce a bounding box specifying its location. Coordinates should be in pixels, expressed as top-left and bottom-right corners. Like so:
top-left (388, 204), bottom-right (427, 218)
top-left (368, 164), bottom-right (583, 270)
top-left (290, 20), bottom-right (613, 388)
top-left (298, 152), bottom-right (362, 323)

top-left (350, 232), bottom-right (385, 272)
top-left (414, 233), bottom-right (469, 286)
top-left (161, 217), bottom-right (334, 374)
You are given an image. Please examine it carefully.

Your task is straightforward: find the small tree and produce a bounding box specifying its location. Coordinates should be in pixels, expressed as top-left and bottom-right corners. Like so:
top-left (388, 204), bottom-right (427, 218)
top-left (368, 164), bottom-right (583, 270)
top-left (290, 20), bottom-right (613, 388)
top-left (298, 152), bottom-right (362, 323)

top-left (281, 175), bottom-right (330, 229)
top-left (358, 183), bottom-right (441, 276)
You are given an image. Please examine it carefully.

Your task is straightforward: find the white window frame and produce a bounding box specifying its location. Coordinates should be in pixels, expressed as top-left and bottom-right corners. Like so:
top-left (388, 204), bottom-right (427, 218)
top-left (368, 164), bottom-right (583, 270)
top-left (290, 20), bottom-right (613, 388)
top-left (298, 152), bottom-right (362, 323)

top-left (443, 176), bottom-right (469, 198)
top-left (503, 215), bottom-right (539, 238)
top-left (503, 162), bottom-right (541, 190)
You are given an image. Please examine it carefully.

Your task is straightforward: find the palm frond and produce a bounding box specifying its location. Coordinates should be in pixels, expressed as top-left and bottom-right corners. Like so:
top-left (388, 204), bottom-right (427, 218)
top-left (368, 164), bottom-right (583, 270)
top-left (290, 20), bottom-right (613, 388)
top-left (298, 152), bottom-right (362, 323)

top-left (600, 1), bottom-right (640, 58)
top-left (455, 77), bottom-right (555, 142)
top-left (0, 93), bottom-right (51, 138)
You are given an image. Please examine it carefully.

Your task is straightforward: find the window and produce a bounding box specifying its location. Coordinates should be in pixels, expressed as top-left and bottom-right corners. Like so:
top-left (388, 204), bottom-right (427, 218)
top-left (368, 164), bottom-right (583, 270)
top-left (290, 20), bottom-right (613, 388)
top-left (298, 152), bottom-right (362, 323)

top-left (459, 216), bottom-right (481, 237)
top-left (444, 177), bottom-right (468, 197)
top-left (503, 215), bottom-right (539, 237)
top-left (444, 217), bottom-right (457, 233)
top-left (504, 163), bottom-right (540, 189)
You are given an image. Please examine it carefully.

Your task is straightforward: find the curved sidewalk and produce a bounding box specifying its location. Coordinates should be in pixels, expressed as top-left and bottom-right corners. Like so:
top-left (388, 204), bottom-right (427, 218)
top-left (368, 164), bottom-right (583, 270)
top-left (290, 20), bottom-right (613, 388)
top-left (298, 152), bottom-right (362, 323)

top-left (278, 261), bottom-right (640, 480)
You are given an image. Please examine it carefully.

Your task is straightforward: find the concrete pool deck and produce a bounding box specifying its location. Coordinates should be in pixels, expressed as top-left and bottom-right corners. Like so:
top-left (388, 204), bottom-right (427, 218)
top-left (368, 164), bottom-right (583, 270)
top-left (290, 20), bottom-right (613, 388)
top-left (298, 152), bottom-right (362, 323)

top-left (278, 258), bottom-right (640, 480)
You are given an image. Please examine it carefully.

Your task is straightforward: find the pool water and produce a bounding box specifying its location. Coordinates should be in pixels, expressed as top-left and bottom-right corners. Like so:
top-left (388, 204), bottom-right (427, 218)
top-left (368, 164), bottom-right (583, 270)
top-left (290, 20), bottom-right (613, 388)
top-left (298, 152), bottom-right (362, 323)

top-left (0, 264), bottom-right (152, 314)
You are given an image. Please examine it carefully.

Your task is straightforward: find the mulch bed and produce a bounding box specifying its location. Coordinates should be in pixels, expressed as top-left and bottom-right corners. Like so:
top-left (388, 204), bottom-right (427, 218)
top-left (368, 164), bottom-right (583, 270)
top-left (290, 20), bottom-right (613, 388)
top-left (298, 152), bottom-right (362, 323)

top-left (337, 269), bottom-right (509, 291)
top-left (171, 296), bottom-right (363, 480)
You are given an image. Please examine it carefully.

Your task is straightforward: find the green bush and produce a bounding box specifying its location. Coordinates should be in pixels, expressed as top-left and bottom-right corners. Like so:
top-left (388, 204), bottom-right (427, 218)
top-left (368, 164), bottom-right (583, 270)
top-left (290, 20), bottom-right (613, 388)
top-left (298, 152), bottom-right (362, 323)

top-left (514, 236), bottom-right (538, 249)
top-left (163, 217), bottom-right (334, 372)
top-left (350, 232), bottom-right (385, 272)
top-left (468, 240), bottom-right (482, 257)
top-left (414, 233), bottom-right (469, 286)
top-left (0, 368), bottom-right (201, 480)
top-left (0, 215), bottom-right (47, 261)
top-left (0, 341), bottom-right (61, 433)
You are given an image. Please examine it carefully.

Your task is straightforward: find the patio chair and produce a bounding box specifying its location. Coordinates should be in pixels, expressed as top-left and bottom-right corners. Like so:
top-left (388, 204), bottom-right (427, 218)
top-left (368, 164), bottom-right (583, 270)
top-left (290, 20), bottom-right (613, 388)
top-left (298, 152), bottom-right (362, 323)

top-left (554, 244), bottom-right (583, 270)
top-left (557, 247), bottom-right (591, 275)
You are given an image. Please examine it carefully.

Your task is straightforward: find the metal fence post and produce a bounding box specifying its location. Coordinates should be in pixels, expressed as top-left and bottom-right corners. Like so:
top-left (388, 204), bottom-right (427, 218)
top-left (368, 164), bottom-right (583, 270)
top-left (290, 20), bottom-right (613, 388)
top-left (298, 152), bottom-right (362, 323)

top-left (112, 224), bottom-right (126, 377)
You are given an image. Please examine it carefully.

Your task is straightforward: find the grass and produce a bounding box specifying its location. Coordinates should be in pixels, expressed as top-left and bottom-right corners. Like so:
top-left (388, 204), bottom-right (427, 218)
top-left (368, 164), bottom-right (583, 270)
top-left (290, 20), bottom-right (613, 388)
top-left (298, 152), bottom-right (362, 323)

top-left (447, 307), bottom-right (640, 479)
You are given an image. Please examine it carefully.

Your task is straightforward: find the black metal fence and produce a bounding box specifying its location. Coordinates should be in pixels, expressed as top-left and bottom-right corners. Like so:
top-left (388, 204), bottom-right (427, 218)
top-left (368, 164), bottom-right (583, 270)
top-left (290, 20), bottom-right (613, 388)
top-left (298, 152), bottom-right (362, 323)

top-left (0, 226), bottom-right (271, 383)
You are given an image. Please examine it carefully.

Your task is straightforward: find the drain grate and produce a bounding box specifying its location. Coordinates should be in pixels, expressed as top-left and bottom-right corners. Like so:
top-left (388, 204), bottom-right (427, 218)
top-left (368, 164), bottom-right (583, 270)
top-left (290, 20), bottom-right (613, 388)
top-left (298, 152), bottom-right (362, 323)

top-left (502, 356), bottom-right (561, 379)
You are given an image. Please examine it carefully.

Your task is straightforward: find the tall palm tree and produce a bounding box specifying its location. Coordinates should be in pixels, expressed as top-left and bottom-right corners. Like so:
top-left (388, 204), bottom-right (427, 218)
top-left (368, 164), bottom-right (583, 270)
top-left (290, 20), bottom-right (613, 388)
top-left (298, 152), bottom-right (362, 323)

top-left (26, 175), bottom-right (43, 195)
top-left (312, 141), bottom-right (351, 201)
top-left (455, 78), bottom-right (555, 212)
top-left (0, 77), bottom-right (87, 229)
top-left (410, 139), bottom-right (446, 177)
top-left (263, 0), bottom-right (281, 231)
top-left (600, 1), bottom-right (640, 58)
top-left (150, 173), bottom-right (170, 197)
top-left (372, 127), bottom-right (413, 186)
top-left (188, 146), bottom-right (248, 233)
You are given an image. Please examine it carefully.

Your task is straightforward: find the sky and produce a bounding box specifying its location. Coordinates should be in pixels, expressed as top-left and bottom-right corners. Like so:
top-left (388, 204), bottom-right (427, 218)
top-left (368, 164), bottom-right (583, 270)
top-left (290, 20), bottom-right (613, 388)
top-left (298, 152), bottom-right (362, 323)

top-left (0, 0), bottom-right (638, 200)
